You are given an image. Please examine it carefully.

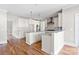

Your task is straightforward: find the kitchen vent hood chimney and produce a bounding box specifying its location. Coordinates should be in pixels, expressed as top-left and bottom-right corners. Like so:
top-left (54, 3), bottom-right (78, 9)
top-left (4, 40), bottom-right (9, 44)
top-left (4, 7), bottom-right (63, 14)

top-left (47, 17), bottom-right (54, 24)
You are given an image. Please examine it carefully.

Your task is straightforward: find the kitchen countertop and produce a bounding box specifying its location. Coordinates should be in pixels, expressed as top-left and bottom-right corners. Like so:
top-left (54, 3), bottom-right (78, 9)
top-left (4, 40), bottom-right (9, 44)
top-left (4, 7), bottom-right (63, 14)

top-left (26, 31), bottom-right (45, 33)
top-left (26, 30), bottom-right (63, 34)
top-left (43, 30), bottom-right (64, 36)
top-left (45, 30), bottom-right (63, 33)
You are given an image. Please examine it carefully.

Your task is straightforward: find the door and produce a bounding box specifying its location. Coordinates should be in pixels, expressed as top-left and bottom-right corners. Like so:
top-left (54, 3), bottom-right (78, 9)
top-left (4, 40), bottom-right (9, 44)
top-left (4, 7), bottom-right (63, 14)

top-left (75, 14), bottom-right (79, 54)
top-left (0, 11), bottom-right (7, 44)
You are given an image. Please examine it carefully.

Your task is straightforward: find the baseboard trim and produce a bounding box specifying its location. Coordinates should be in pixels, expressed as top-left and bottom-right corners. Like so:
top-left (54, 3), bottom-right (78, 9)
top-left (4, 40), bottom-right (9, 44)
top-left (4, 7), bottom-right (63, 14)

top-left (0, 40), bottom-right (7, 44)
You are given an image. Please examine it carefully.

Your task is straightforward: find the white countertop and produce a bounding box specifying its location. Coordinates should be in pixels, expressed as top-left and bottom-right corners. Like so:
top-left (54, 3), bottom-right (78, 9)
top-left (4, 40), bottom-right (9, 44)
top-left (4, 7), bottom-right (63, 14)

top-left (42, 30), bottom-right (64, 36)
top-left (25, 30), bottom-right (63, 35)
top-left (26, 31), bottom-right (45, 33)
top-left (45, 30), bottom-right (63, 33)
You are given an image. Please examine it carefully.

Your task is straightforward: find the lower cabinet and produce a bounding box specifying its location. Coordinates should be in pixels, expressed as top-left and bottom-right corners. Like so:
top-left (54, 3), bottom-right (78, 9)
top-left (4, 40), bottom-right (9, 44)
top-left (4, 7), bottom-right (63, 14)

top-left (42, 31), bottom-right (64, 55)
top-left (42, 34), bottom-right (52, 54)
top-left (26, 32), bottom-right (42, 45)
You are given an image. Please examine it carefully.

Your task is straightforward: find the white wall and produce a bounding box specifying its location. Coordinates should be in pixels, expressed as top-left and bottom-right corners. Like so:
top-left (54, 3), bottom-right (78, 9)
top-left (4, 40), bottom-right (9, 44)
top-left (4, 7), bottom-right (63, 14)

top-left (0, 9), bottom-right (7, 44)
top-left (62, 5), bottom-right (79, 46)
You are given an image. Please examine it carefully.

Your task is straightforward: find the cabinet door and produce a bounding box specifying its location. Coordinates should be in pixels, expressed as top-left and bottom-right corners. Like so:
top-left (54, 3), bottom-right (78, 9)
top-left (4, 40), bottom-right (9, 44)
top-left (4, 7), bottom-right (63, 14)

top-left (40, 21), bottom-right (45, 31)
top-left (42, 35), bottom-right (51, 54)
top-left (35, 33), bottom-right (41, 41)
top-left (54, 31), bottom-right (64, 54)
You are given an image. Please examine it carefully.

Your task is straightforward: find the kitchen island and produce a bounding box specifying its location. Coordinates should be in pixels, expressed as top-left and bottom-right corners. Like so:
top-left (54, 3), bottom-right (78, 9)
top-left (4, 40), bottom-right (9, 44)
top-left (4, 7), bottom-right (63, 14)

top-left (26, 32), bottom-right (44, 45)
top-left (42, 31), bottom-right (64, 55)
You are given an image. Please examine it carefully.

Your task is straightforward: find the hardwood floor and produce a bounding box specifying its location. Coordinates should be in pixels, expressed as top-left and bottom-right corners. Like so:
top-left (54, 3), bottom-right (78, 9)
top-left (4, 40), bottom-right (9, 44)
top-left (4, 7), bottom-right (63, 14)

top-left (59, 45), bottom-right (77, 55)
top-left (0, 37), bottom-right (78, 55)
top-left (0, 38), bottom-right (48, 55)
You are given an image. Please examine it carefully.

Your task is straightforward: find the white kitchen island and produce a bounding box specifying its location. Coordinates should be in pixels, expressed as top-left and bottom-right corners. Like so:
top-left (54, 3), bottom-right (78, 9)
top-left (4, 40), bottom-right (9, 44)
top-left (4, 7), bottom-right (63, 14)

top-left (42, 31), bottom-right (64, 55)
top-left (26, 32), bottom-right (44, 45)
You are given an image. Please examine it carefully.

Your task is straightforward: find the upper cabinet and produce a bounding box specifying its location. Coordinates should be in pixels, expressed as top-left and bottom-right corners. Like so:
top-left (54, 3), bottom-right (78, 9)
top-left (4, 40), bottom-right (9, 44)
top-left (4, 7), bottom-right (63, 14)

top-left (58, 13), bottom-right (62, 27)
top-left (40, 20), bottom-right (46, 31)
top-left (29, 19), bottom-right (41, 32)
top-left (46, 10), bottom-right (62, 31)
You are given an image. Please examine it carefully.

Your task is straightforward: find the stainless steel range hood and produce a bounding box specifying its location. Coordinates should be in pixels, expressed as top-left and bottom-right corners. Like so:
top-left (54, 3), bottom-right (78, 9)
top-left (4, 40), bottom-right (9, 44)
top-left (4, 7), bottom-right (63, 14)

top-left (47, 17), bottom-right (54, 24)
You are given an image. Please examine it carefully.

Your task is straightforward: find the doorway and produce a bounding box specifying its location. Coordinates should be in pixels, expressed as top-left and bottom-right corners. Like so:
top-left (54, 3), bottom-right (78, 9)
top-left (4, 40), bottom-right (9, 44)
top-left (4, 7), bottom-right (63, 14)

top-left (75, 14), bottom-right (79, 54)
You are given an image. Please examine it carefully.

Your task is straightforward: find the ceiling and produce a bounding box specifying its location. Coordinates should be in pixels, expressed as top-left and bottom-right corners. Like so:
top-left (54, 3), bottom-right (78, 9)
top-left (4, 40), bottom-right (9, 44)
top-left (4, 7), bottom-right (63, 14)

top-left (0, 4), bottom-right (76, 20)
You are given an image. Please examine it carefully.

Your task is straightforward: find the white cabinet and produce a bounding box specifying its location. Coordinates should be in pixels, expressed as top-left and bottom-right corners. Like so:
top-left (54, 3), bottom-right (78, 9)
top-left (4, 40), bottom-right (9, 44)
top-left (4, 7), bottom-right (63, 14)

top-left (40, 21), bottom-right (45, 31)
top-left (58, 13), bottom-right (62, 27)
top-left (42, 34), bottom-right (52, 54)
top-left (54, 31), bottom-right (64, 54)
top-left (42, 31), bottom-right (64, 55)
top-left (26, 32), bottom-right (42, 45)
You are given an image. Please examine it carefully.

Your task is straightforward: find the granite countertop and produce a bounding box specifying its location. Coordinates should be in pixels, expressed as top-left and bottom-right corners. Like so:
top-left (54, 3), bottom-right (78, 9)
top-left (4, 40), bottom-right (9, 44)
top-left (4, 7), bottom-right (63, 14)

top-left (42, 30), bottom-right (64, 36)
top-left (45, 30), bottom-right (63, 32)
top-left (26, 31), bottom-right (45, 33)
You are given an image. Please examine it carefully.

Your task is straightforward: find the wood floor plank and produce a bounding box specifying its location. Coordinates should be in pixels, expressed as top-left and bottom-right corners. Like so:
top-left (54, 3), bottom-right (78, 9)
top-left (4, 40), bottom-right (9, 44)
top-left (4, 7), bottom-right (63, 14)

top-left (0, 37), bottom-right (78, 55)
top-left (59, 45), bottom-right (77, 55)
